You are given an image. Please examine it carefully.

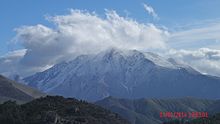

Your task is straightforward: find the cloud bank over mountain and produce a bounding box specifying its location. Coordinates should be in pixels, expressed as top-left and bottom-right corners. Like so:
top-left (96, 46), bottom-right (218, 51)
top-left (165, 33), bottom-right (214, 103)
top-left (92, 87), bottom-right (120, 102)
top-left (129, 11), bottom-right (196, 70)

top-left (168, 48), bottom-right (220, 76)
top-left (1, 9), bottom-right (220, 77)
top-left (0, 10), bottom-right (168, 77)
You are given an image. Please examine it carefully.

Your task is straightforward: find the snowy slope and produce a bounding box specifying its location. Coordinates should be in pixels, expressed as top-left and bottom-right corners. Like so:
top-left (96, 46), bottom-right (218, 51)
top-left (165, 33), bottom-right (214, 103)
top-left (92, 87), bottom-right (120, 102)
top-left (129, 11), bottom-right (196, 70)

top-left (24, 48), bottom-right (220, 101)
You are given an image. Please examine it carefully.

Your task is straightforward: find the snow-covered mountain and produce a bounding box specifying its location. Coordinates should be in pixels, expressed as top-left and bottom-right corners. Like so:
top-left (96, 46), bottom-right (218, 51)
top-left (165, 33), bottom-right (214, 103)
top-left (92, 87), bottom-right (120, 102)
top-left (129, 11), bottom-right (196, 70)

top-left (24, 48), bottom-right (220, 101)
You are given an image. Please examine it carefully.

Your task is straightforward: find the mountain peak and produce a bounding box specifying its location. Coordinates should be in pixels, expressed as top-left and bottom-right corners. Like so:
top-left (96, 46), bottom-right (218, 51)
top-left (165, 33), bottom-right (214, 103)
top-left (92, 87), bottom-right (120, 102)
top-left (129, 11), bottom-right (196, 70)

top-left (105, 47), bottom-right (122, 54)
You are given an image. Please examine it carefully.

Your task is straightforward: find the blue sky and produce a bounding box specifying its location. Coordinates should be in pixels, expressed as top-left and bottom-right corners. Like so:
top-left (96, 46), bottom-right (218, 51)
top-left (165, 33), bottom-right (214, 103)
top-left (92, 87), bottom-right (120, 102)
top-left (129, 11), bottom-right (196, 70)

top-left (1, 0), bottom-right (220, 77)
top-left (1, 0), bottom-right (220, 55)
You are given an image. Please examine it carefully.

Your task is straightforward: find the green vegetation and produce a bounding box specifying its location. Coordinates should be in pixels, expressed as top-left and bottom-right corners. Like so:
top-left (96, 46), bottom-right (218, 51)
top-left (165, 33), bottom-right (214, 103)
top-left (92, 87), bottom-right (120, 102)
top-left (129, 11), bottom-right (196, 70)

top-left (0, 96), bottom-right (130, 124)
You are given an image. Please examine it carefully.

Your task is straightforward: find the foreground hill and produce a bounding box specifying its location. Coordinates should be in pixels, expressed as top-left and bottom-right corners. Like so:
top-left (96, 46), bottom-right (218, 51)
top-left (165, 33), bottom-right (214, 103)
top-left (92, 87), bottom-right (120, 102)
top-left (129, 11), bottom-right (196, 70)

top-left (0, 75), bottom-right (45, 103)
top-left (96, 97), bottom-right (220, 124)
top-left (0, 96), bottom-right (130, 124)
top-left (24, 49), bottom-right (220, 101)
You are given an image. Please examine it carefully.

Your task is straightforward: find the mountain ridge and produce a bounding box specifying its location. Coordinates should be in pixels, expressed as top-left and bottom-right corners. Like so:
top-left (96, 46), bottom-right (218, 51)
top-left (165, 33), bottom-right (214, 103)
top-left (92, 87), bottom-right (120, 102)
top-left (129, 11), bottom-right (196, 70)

top-left (24, 48), bottom-right (220, 101)
top-left (95, 96), bottom-right (220, 124)
top-left (0, 75), bottom-right (45, 103)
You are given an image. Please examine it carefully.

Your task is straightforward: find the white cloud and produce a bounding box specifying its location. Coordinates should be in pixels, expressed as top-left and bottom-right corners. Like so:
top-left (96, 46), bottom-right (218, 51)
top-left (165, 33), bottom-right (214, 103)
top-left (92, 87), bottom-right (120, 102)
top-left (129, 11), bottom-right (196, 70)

top-left (169, 21), bottom-right (220, 49)
top-left (0, 9), bottom-right (168, 77)
top-left (0, 49), bottom-right (52, 77)
top-left (168, 48), bottom-right (220, 76)
top-left (143, 3), bottom-right (159, 20)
